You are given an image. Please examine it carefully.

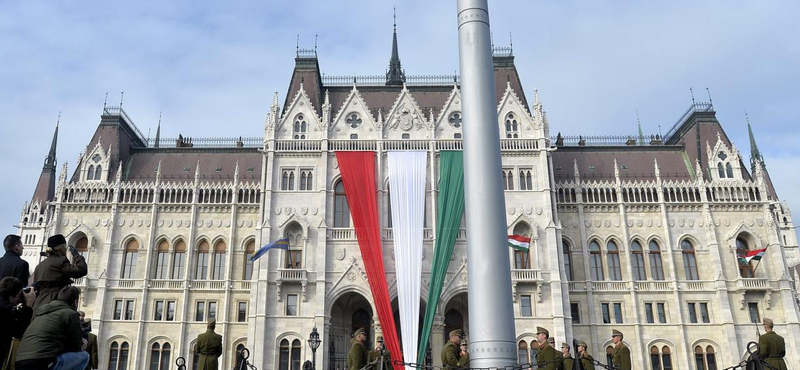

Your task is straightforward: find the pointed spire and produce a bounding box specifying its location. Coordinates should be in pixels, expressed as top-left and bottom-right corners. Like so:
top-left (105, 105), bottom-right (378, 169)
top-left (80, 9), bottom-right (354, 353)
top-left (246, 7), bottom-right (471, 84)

top-left (386, 7), bottom-right (406, 86)
top-left (694, 159), bottom-right (703, 183)
top-left (747, 112), bottom-right (766, 173)
top-left (636, 110), bottom-right (645, 145)
top-left (154, 112), bottom-right (162, 148)
top-left (44, 114), bottom-right (59, 170)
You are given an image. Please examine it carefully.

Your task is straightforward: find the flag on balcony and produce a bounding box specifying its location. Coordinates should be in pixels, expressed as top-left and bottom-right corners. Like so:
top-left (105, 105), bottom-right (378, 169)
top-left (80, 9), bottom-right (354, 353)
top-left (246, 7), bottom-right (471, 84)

top-left (508, 234), bottom-right (531, 252)
top-left (250, 238), bottom-right (289, 261)
top-left (738, 247), bottom-right (767, 264)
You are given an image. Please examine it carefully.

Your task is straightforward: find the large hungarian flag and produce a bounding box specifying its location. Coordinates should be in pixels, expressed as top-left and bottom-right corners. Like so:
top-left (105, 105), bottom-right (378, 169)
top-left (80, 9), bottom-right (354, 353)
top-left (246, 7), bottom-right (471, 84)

top-left (508, 234), bottom-right (531, 252)
top-left (739, 248), bottom-right (767, 264)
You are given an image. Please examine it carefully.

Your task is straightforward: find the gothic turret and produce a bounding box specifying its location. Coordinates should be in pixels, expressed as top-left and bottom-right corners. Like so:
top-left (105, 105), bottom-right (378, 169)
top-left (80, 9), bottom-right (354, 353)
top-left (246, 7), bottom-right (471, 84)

top-left (385, 9), bottom-right (406, 86)
top-left (747, 116), bottom-right (765, 173)
top-left (31, 120), bottom-right (59, 203)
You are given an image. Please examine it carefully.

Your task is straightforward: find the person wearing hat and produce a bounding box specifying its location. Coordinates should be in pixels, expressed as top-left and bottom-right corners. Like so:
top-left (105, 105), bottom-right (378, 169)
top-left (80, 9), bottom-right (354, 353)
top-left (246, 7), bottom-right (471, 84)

top-left (548, 337), bottom-right (564, 370)
top-left (458, 339), bottom-right (470, 368)
top-left (194, 319), bottom-right (223, 370)
top-left (576, 341), bottom-right (594, 370)
top-left (367, 336), bottom-right (392, 370)
top-left (348, 328), bottom-right (368, 370)
top-left (758, 318), bottom-right (787, 370)
top-left (535, 327), bottom-right (557, 370)
top-left (561, 343), bottom-right (574, 370)
top-left (31, 234), bottom-right (87, 309)
top-left (441, 329), bottom-right (469, 369)
top-left (610, 330), bottom-right (630, 370)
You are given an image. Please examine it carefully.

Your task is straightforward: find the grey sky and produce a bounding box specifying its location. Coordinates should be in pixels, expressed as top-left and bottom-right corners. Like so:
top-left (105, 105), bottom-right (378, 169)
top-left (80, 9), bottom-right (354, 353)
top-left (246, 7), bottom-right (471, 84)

top-left (1, 1), bottom-right (798, 244)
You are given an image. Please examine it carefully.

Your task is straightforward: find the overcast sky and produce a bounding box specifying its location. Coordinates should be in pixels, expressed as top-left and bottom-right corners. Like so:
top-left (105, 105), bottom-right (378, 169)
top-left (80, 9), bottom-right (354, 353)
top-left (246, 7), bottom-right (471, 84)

top-left (1, 1), bottom-right (798, 246)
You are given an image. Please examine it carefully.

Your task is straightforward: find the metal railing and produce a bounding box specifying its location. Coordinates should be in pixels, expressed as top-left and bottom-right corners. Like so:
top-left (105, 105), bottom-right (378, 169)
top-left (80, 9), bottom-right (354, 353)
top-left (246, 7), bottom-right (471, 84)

top-left (664, 101), bottom-right (715, 141)
top-left (103, 106), bottom-right (147, 143)
top-left (149, 136), bottom-right (262, 148)
top-left (321, 74), bottom-right (460, 86)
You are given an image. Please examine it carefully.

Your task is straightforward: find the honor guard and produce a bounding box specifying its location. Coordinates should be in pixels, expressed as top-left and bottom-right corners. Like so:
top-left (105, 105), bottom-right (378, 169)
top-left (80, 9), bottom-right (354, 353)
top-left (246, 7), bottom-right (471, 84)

top-left (441, 330), bottom-right (469, 369)
top-left (758, 318), bottom-right (787, 370)
top-left (367, 336), bottom-right (392, 370)
top-left (577, 341), bottom-right (594, 370)
top-left (535, 327), bottom-right (558, 370)
top-left (610, 330), bottom-right (631, 370)
top-left (348, 328), bottom-right (368, 370)
top-left (561, 343), bottom-right (575, 370)
top-left (548, 337), bottom-right (564, 370)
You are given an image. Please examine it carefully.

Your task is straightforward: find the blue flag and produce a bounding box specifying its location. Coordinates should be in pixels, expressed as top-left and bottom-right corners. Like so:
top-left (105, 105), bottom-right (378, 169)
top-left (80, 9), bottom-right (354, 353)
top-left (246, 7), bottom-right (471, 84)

top-left (250, 238), bottom-right (290, 262)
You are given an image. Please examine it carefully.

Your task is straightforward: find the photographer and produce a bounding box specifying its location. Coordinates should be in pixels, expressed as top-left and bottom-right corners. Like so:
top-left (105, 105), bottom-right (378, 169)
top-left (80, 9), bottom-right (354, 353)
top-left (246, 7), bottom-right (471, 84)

top-left (77, 312), bottom-right (98, 370)
top-left (32, 235), bottom-right (87, 309)
top-left (16, 286), bottom-right (89, 370)
top-left (0, 277), bottom-right (35, 370)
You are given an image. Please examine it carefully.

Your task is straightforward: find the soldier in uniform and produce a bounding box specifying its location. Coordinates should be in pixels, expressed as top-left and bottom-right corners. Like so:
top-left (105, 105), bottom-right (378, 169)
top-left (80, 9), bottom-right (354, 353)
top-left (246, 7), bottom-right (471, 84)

top-left (535, 327), bottom-right (557, 370)
top-left (577, 341), bottom-right (594, 370)
top-left (367, 336), bottom-right (392, 370)
top-left (194, 319), bottom-right (223, 370)
top-left (758, 318), bottom-right (787, 370)
top-left (548, 337), bottom-right (564, 370)
top-left (348, 328), bottom-right (368, 370)
top-left (610, 330), bottom-right (631, 370)
top-left (561, 343), bottom-right (574, 370)
top-left (458, 339), bottom-right (470, 369)
top-left (441, 329), bottom-right (469, 369)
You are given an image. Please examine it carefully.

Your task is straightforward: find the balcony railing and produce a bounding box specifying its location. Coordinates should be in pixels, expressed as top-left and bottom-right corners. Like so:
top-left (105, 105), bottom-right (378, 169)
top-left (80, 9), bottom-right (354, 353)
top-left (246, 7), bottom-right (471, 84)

top-left (190, 280), bottom-right (226, 290)
top-left (737, 278), bottom-right (769, 290)
top-left (512, 269), bottom-right (541, 282)
top-left (233, 280), bottom-right (252, 290)
top-left (679, 280), bottom-right (713, 291)
top-left (278, 269), bottom-right (307, 282)
top-left (329, 228), bottom-right (355, 240)
top-left (73, 277), bottom-right (86, 287)
top-left (634, 281), bottom-right (673, 292)
top-left (150, 279), bottom-right (185, 290)
top-left (107, 279), bottom-right (143, 289)
top-left (590, 281), bottom-right (630, 291)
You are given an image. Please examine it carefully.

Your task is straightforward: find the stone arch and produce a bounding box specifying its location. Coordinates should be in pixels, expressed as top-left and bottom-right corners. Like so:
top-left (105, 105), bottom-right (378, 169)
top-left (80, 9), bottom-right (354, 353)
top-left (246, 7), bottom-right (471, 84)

top-left (195, 235), bottom-right (212, 246)
top-left (646, 338), bottom-right (677, 349)
top-left (329, 174), bottom-right (344, 191)
top-left (171, 235), bottom-right (188, 247)
top-left (106, 334), bottom-right (132, 347)
top-left (646, 234), bottom-right (667, 246)
top-left (733, 230), bottom-right (762, 250)
top-left (326, 285), bottom-right (376, 318)
top-left (210, 235), bottom-right (229, 249)
top-left (676, 234), bottom-right (702, 249)
top-left (147, 335), bottom-right (173, 346)
top-left (240, 235), bottom-right (257, 251)
top-left (628, 233), bottom-right (646, 246)
top-left (119, 234), bottom-right (143, 251)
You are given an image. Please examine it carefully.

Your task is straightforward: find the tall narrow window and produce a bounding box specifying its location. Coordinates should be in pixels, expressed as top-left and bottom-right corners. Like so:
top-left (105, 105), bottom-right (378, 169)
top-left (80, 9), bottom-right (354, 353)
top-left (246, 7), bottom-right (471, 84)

top-left (195, 241), bottom-right (210, 280)
top-left (725, 163), bottom-right (734, 178)
top-left (589, 241), bottom-right (604, 280)
top-left (651, 346), bottom-right (661, 370)
top-left (211, 241), bottom-right (226, 280)
top-left (661, 346), bottom-right (673, 370)
top-left (613, 302), bottom-right (623, 323)
top-left (706, 346), bottom-right (717, 370)
top-left (293, 114), bottom-right (307, 140)
top-left (172, 240), bottom-right (186, 280)
top-left (333, 181), bottom-right (351, 227)
top-left (114, 300), bottom-right (123, 320)
top-left (160, 344), bottom-right (171, 370)
top-left (570, 303), bottom-right (580, 324)
top-left (291, 340), bottom-right (302, 370)
top-left (607, 241), bottom-right (622, 281)
top-left (717, 163), bottom-right (725, 178)
top-left (208, 301), bottom-right (217, 319)
top-left (166, 301), bottom-right (176, 321)
top-left (700, 303), bottom-right (710, 323)
top-left (505, 113), bottom-right (519, 138)
top-left (122, 239), bottom-right (139, 279)
top-left (518, 341), bottom-right (529, 366)
top-left (154, 301), bottom-right (164, 320)
top-left (562, 239), bottom-right (573, 281)
top-left (279, 339), bottom-right (290, 370)
top-left (645, 303), bottom-right (654, 323)
top-left (87, 165), bottom-right (95, 181)
top-left (736, 237), bottom-right (754, 278)
top-left (649, 241), bottom-right (665, 280)
top-left (520, 295), bottom-right (532, 317)
top-left (601, 303), bottom-right (611, 324)
top-left (109, 342), bottom-right (120, 370)
top-left (657, 303), bottom-right (667, 323)
top-left (150, 343), bottom-right (161, 370)
top-left (238, 302), bottom-right (247, 322)
top-left (285, 223), bottom-right (303, 269)
top-left (125, 300), bottom-right (134, 320)
top-left (95, 165), bottom-right (102, 180)
top-left (243, 240), bottom-right (255, 280)
top-left (631, 240), bottom-right (646, 280)
top-left (195, 301), bottom-right (205, 321)
top-left (748, 302), bottom-right (760, 323)
top-left (681, 240), bottom-right (699, 280)
top-left (688, 302), bottom-right (698, 323)
top-left (286, 294), bottom-right (298, 316)
top-left (154, 240), bottom-right (170, 279)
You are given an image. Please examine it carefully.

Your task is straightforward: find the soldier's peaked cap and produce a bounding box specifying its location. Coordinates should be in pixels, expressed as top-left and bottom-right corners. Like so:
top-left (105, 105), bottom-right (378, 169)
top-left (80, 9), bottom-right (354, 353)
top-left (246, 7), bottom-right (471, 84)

top-left (612, 329), bottom-right (623, 337)
top-left (353, 328), bottom-right (366, 337)
top-left (460, 339), bottom-right (468, 345)
top-left (536, 327), bottom-right (549, 335)
top-left (561, 342), bottom-right (570, 349)
top-left (449, 329), bottom-right (464, 338)
top-left (762, 318), bottom-right (773, 326)
top-left (577, 341), bottom-right (587, 348)
top-left (548, 337), bottom-right (555, 344)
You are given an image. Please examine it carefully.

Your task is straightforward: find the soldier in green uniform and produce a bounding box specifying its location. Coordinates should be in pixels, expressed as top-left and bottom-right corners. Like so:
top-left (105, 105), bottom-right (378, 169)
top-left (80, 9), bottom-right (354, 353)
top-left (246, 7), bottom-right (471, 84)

top-left (548, 337), bottom-right (564, 370)
top-left (367, 336), bottom-right (393, 370)
top-left (561, 343), bottom-right (574, 370)
top-left (194, 319), bottom-right (223, 370)
top-left (535, 327), bottom-right (557, 370)
top-left (348, 328), bottom-right (368, 370)
top-left (610, 330), bottom-right (631, 370)
top-left (458, 339), bottom-right (470, 369)
top-left (577, 341), bottom-right (594, 370)
top-left (441, 329), bottom-right (469, 369)
top-left (758, 318), bottom-right (787, 370)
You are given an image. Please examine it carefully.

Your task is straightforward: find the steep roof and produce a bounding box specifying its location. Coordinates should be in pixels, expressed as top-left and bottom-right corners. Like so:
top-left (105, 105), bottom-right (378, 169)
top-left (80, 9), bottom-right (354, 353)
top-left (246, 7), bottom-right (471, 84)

top-left (552, 146), bottom-right (693, 183)
top-left (31, 122), bottom-right (59, 203)
top-left (124, 149), bottom-right (263, 183)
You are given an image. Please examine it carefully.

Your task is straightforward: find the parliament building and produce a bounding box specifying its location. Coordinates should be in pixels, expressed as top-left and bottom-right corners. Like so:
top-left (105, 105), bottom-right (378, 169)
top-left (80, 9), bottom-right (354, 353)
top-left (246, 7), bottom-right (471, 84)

top-left (16, 24), bottom-right (800, 370)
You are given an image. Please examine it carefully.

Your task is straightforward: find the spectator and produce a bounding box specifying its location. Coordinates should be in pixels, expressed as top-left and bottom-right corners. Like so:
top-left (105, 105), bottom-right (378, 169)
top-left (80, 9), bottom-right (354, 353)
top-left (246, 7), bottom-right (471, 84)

top-left (77, 312), bottom-right (98, 370)
top-left (194, 319), bottom-right (222, 370)
top-left (0, 276), bottom-right (35, 370)
top-left (0, 235), bottom-right (29, 284)
top-left (15, 286), bottom-right (89, 370)
top-left (32, 235), bottom-right (86, 309)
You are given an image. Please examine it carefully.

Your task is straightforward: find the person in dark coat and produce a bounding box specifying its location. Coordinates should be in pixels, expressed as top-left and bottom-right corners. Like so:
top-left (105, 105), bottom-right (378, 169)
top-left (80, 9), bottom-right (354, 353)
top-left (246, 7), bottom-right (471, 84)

top-left (347, 328), bottom-right (368, 370)
top-left (194, 319), bottom-right (223, 370)
top-left (0, 235), bottom-right (29, 284)
top-left (15, 286), bottom-right (88, 370)
top-left (32, 235), bottom-right (87, 310)
top-left (0, 277), bottom-right (35, 370)
top-left (758, 318), bottom-right (787, 370)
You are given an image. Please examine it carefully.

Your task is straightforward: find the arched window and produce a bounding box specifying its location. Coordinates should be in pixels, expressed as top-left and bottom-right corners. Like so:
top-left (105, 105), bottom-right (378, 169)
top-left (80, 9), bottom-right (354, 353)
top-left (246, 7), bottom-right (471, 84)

top-left (681, 239), bottom-right (699, 280)
top-left (649, 241), bottom-right (665, 280)
top-left (562, 239), bottom-right (573, 281)
top-left (288, 172), bottom-right (295, 190)
top-left (518, 340), bottom-right (529, 366)
top-left (736, 237), bottom-right (754, 278)
top-left (95, 165), bottom-right (102, 180)
top-left (291, 339), bottom-right (302, 370)
top-left (606, 346), bottom-right (614, 366)
top-left (234, 343), bottom-right (247, 370)
top-left (589, 241), bottom-right (604, 280)
top-left (278, 339), bottom-right (290, 370)
top-left (607, 240), bottom-right (622, 281)
top-left (333, 181), bottom-right (350, 227)
top-left (293, 114), bottom-right (307, 140)
top-left (172, 240), bottom-right (186, 280)
top-left (651, 346), bottom-right (673, 370)
top-left (505, 113), bottom-right (519, 138)
top-left (75, 234), bottom-right (89, 260)
top-left (154, 240), bottom-right (170, 279)
top-left (285, 223), bottom-right (303, 269)
top-left (631, 240), bottom-right (646, 280)
top-left (725, 163), bottom-right (734, 178)
top-left (108, 341), bottom-right (130, 370)
top-left (211, 240), bottom-right (226, 280)
top-left (195, 240), bottom-right (210, 280)
top-left (243, 240), bottom-right (255, 280)
top-left (694, 345), bottom-right (717, 370)
top-left (122, 239), bottom-right (139, 279)
top-left (717, 163), bottom-right (725, 178)
top-left (87, 165), bottom-right (95, 181)
top-left (150, 342), bottom-right (171, 370)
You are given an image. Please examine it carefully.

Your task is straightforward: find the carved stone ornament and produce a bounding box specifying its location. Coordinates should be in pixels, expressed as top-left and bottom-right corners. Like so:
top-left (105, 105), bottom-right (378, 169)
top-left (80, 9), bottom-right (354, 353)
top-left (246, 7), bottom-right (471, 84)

top-left (336, 248), bottom-right (346, 260)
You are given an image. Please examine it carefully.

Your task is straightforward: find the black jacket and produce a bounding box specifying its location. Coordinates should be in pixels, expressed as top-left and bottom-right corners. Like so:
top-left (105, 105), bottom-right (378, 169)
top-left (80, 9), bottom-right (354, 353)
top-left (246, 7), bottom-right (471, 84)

top-left (0, 250), bottom-right (30, 284)
top-left (0, 296), bottom-right (33, 363)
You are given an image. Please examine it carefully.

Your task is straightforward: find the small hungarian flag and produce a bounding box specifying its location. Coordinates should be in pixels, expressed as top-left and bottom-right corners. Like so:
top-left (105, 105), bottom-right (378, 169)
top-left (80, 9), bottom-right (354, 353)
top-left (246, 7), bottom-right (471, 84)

top-left (508, 234), bottom-right (531, 252)
top-left (738, 248), bottom-right (767, 264)
top-left (250, 238), bottom-right (290, 262)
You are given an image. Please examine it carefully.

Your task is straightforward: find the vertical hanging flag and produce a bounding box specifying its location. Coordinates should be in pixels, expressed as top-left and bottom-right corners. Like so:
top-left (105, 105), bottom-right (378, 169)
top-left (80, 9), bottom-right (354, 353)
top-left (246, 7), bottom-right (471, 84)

top-left (388, 151), bottom-right (427, 369)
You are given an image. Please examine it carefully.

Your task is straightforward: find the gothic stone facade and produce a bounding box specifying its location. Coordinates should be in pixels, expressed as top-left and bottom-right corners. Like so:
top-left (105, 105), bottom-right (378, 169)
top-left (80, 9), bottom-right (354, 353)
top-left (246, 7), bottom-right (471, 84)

top-left (17, 51), bottom-right (800, 370)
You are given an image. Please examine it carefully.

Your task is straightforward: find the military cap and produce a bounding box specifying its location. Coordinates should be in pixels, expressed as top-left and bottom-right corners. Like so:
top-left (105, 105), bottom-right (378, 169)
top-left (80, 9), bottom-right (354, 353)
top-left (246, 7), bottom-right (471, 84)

top-left (611, 329), bottom-right (623, 337)
top-left (460, 339), bottom-right (468, 346)
top-left (47, 234), bottom-right (67, 249)
top-left (577, 341), bottom-right (587, 348)
top-left (536, 327), bottom-right (549, 336)
top-left (548, 337), bottom-right (555, 344)
top-left (353, 327), bottom-right (366, 337)
top-left (449, 329), bottom-right (464, 338)
top-left (762, 318), bottom-right (774, 327)
top-left (207, 318), bottom-right (217, 329)
top-left (561, 342), bottom-right (570, 349)
top-left (376, 336), bottom-right (384, 343)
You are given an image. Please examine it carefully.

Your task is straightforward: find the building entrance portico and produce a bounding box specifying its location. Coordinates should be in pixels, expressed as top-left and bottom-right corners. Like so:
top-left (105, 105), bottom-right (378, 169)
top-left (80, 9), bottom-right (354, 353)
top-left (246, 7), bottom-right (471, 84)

top-left (328, 292), bottom-right (374, 370)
